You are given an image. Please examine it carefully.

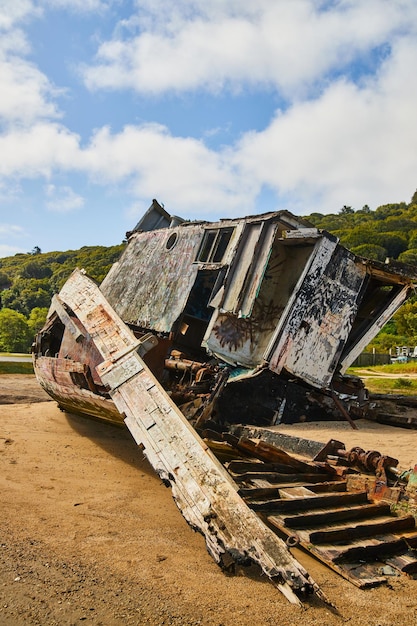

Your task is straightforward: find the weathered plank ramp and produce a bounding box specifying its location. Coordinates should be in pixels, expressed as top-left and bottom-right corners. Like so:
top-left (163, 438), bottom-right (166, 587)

top-left (59, 269), bottom-right (323, 605)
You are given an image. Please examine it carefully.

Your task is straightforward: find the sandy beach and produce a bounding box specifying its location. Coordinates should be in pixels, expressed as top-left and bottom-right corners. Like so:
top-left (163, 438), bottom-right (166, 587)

top-left (1, 375), bottom-right (417, 625)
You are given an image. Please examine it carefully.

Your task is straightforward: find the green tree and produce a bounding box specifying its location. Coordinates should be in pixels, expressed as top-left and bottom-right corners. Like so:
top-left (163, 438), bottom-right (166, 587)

top-left (394, 301), bottom-right (417, 339)
top-left (340, 224), bottom-right (375, 248)
top-left (20, 261), bottom-right (52, 279)
top-left (375, 203), bottom-right (407, 220)
top-left (407, 230), bottom-right (417, 248)
top-left (367, 332), bottom-right (408, 353)
top-left (27, 307), bottom-right (48, 335)
top-left (350, 243), bottom-right (387, 261)
top-left (0, 287), bottom-right (21, 312)
top-left (0, 308), bottom-right (32, 352)
top-left (374, 232), bottom-right (408, 258)
top-left (0, 272), bottom-right (11, 290)
top-left (20, 287), bottom-right (51, 314)
top-left (374, 217), bottom-right (417, 233)
top-left (398, 249), bottom-right (417, 265)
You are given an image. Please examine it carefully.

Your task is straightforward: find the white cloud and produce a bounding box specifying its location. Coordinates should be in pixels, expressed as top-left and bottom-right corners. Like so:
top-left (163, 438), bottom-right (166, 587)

top-left (0, 179), bottom-right (22, 203)
top-left (0, 223), bottom-right (25, 236)
top-left (83, 0), bottom-right (417, 96)
top-left (0, 0), bottom-right (110, 29)
top-left (0, 57), bottom-right (62, 123)
top-left (81, 124), bottom-right (256, 217)
top-left (234, 35), bottom-right (417, 213)
top-left (0, 0), bottom-right (40, 31)
top-left (44, 0), bottom-right (112, 12)
top-left (0, 0), bottom-right (112, 128)
top-left (0, 121), bottom-right (254, 218)
top-left (0, 3), bottom-right (63, 126)
top-left (0, 0), bottom-right (417, 226)
top-left (2, 37), bottom-right (417, 220)
top-left (0, 222), bottom-right (27, 256)
top-left (45, 184), bottom-right (84, 212)
top-left (0, 123), bottom-right (81, 177)
top-left (0, 243), bottom-right (27, 256)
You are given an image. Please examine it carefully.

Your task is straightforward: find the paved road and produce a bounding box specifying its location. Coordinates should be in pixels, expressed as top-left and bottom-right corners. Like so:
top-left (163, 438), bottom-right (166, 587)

top-left (0, 355), bottom-right (32, 362)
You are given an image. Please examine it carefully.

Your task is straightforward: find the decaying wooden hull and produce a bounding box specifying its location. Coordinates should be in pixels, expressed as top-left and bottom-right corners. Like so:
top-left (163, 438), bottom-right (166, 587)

top-left (33, 203), bottom-right (417, 604)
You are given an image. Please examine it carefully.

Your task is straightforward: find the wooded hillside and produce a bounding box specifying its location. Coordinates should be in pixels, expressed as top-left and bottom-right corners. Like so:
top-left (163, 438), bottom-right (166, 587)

top-left (305, 189), bottom-right (417, 265)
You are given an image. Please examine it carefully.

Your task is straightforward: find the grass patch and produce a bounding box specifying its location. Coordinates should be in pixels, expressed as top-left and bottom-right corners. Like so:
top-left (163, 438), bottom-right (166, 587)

top-left (362, 377), bottom-right (417, 395)
top-left (0, 361), bottom-right (34, 375)
top-left (396, 377), bottom-right (413, 388)
top-left (348, 362), bottom-right (417, 375)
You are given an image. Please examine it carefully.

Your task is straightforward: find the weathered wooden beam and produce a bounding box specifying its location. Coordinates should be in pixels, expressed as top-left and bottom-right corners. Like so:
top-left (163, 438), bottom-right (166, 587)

top-left (49, 294), bottom-right (85, 342)
top-left (59, 269), bottom-right (325, 605)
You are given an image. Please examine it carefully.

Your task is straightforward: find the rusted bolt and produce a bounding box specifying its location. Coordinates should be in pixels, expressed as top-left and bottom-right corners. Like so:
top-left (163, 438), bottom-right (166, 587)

top-left (286, 534), bottom-right (300, 548)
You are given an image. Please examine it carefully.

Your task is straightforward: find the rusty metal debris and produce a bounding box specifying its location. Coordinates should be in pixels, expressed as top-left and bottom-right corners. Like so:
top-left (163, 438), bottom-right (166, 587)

top-left (32, 200), bottom-right (417, 605)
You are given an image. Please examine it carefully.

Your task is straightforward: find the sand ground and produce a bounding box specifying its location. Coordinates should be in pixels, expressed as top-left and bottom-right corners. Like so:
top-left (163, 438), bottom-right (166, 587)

top-left (1, 374), bottom-right (417, 625)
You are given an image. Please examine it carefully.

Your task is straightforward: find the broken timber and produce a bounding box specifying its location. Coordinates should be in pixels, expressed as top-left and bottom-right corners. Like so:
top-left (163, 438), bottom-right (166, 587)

top-left (59, 269), bottom-right (321, 605)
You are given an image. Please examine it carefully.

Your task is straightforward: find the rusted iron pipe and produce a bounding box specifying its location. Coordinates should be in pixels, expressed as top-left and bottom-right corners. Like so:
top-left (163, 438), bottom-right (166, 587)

top-left (334, 446), bottom-right (398, 474)
top-left (164, 358), bottom-right (204, 373)
top-left (330, 391), bottom-right (358, 430)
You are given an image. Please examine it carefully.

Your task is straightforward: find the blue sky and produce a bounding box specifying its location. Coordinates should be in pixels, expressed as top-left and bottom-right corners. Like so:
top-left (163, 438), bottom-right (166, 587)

top-left (1, 0), bottom-right (417, 256)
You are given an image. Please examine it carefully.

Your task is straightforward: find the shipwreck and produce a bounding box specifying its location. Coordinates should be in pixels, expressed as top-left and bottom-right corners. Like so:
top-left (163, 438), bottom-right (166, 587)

top-left (33, 200), bottom-right (417, 605)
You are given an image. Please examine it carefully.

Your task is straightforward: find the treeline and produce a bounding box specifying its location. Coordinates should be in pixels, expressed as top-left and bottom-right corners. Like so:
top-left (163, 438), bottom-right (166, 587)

top-left (0, 243), bottom-right (125, 352)
top-left (2, 191), bottom-right (417, 355)
top-left (305, 190), bottom-right (417, 264)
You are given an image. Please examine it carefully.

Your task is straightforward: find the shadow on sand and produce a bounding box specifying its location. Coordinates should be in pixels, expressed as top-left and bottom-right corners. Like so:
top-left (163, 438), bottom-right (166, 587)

top-left (63, 409), bottom-right (157, 477)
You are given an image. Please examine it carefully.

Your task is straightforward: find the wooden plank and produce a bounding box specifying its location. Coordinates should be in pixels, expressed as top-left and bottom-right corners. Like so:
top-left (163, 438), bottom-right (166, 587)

top-left (228, 436), bottom-right (319, 471)
top-left (238, 487), bottom-right (281, 499)
top-left (385, 553), bottom-right (417, 574)
top-left (279, 486), bottom-right (316, 498)
top-left (309, 515), bottom-right (415, 545)
top-left (251, 478), bottom-right (281, 488)
top-left (204, 440), bottom-right (244, 461)
top-left (49, 294), bottom-right (85, 342)
top-left (239, 482), bottom-right (346, 499)
top-left (282, 503), bottom-right (392, 529)
top-left (232, 472), bottom-right (334, 483)
top-left (330, 535), bottom-right (414, 564)
top-left (59, 269), bottom-right (324, 606)
top-left (307, 481), bottom-right (347, 493)
top-left (282, 228), bottom-right (321, 241)
top-left (250, 491), bottom-right (369, 513)
top-left (227, 460), bottom-right (288, 473)
top-left (265, 516), bottom-right (388, 587)
top-left (264, 517), bottom-right (417, 587)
